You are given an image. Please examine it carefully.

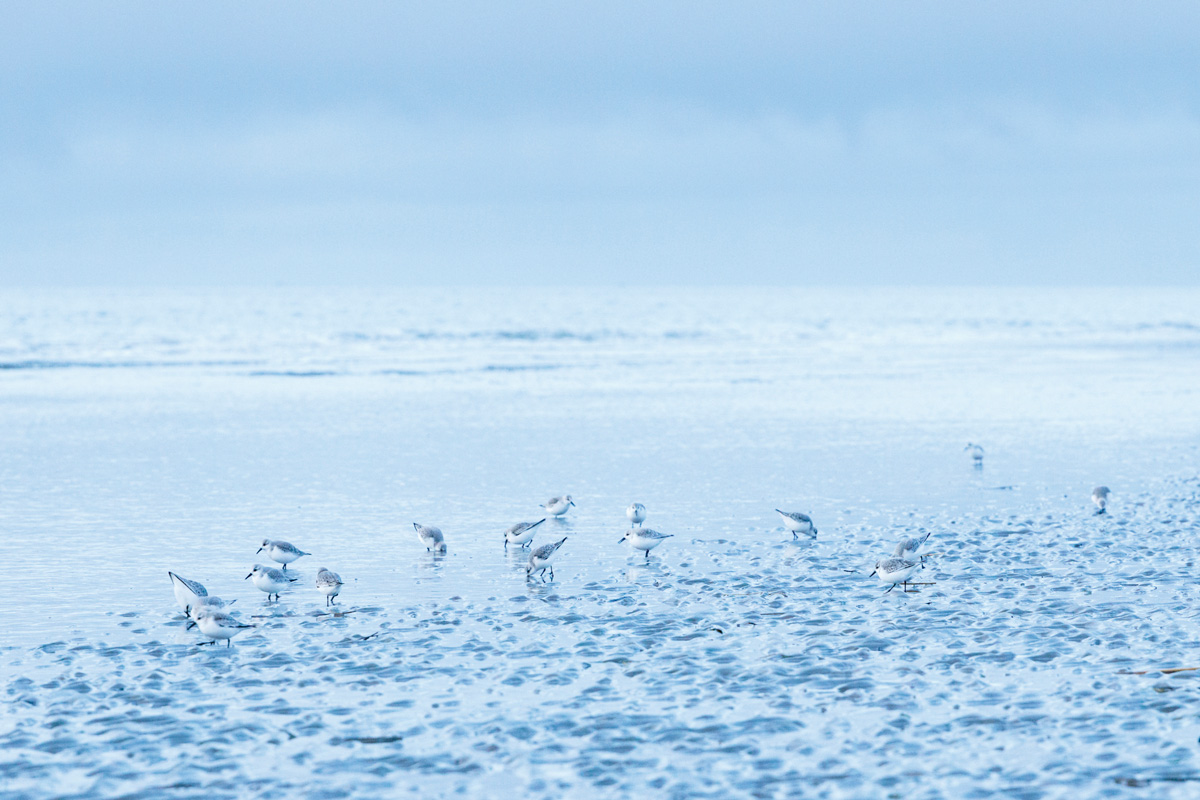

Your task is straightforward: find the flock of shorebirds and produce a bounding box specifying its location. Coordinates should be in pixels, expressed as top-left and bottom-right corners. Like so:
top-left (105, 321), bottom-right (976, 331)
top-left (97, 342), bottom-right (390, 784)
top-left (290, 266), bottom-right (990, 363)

top-left (170, 448), bottom-right (1115, 646)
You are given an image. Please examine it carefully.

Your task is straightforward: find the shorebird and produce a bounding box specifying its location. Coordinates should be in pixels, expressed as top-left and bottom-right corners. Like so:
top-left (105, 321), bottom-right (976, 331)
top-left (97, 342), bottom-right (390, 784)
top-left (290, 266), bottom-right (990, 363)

top-left (413, 523), bottom-right (447, 553)
top-left (257, 539), bottom-right (311, 571)
top-left (869, 557), bottom-right (922, 593)
top-left (542, 495), bottom-right (575, 516)
top-left (316, 567), bottom-right (344, 606)
top-left (964, 443), bottom-right (984, 467)
top-left (245, 564), bottom-right (298, 601)
top-left (776, 509), bottom-right (818, 539)
top-left (527, 537), bottom-right (567, 581)
top-left (504, 519), bottom-right (545, 550)
top-left (169, 571), bottom-right (208, 614)
top-left (619, 527), bottom-right (673, 559)
top-left (192, 607), bottom-right (254, 647)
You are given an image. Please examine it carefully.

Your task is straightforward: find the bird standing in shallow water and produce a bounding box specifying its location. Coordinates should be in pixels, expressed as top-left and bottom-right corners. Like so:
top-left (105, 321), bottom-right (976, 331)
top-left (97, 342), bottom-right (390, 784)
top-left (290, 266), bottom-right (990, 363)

top-left (620, 527), bottom-right (672, 559)
top-left (964, 443), bottom-right (984, 467)
top-left (894, 531), bottom-right (932, 562)
top-left (316, 567), bottom-right (343, 606)
top-left (775, 509), bottom-right (818, 539)
top-left (257, 539), bottom-right (310, 571)
top-left (505, 519), bottom-right (544, 550)
top-left (169, 571), bottom-right (208, 614)
top-left (527, 537), bottom-right (567, 581)
top-left (542, 495), bottom-right (574, 516)
top-left (626, 503), bottom-right (646, 526)
top-left (870, 557), bottom-right (922, 593)
top-left (413, 523), bottom-right (447, 553)
top-left (245, 564), bottom-right (298, 601)
top-left (1092, 486), bottom-right (1111, 514)
top-left (192, 607), bottom-right (254, 647)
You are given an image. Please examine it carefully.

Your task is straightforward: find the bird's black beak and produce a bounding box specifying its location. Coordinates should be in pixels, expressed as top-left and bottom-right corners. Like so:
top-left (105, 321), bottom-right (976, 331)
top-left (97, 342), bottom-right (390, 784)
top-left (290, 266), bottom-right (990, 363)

top-left (868, 569), bottom-right (877, 577)
top-left (256, 546), bottom-right (263, 553)
top-left (617, 537), bottom-right (624, 544)
top-left (244, 572), bottom-right (252, 580)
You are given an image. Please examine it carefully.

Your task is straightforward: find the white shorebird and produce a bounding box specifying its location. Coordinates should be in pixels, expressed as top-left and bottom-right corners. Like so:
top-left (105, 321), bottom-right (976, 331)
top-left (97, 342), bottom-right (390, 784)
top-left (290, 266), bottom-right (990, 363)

top-left (169, 571), bottom-right (208, 614)
top-left (965, 443), bottom-right (984, 467)
top-left (869, 557), bottom-right (922, 593)
top-left (316, 567), bottom-right (343, 606)
top-left (192, 607), bottom-right (255, 647)
top-left (1092, 486), bottom-right (1111, 514)
top-left (775, 510), bottom-right (818, 539)
top-left (505, 519), bottom-right (545, 550)
top-left (527, 537), bottom-right (567, 581)
top-left (245, 564), bottom-right (298, 601)
top-left (185, 595), bottom-right (235, 622)
top-left (894, 531), bottom-right (932, 561)
top-left (620, 527), bottom-right (673, 559)
top-left (257, 539), bottom-right (311, 570)
top-left (626, 503), bottom-right (646, 526)
top-left (541, 495), bottom-right (574, 516)
top-left (413, 523), bottom-right (447, 553)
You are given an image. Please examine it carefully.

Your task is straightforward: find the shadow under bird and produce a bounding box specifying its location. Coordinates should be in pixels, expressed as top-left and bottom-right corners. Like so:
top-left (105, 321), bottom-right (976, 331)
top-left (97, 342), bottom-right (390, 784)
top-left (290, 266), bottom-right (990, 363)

top-left (776, 510), bottom-right (818, 539)
top-left (527, 537), bottom-right (567, 581)
top-left (315, 567), bottom-right (344, 606)
top-left (413, 523), bottom-right (447, 553)
top-left (541, 495), bottom-right (574, 516)
top-left (620, 527), bottom-right (672, 559)
top-left (626, 502), bottom-right (646, 526)
top-left (869, 557), bottom-right (922, 593)
top-left (245, 564), bottom-right (298, 601)
top-left (1092, 486), bottom-right (1111, 514)
top-left (505, 519), bottom-right (545, 550)
top-left (257, 539), bottom-right (310, 570)
top-left (192, 607), bottom-right (255, 647)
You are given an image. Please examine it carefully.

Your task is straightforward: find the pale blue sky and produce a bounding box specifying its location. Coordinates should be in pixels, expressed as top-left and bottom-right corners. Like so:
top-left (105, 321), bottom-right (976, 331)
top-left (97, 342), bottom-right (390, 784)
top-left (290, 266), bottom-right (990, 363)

top-left (2, 1), bottom-right (1198, 285)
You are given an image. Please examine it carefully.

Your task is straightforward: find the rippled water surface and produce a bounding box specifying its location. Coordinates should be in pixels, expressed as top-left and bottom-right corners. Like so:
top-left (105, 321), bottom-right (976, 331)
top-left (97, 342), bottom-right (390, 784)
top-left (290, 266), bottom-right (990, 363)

top-left (2, 287), bottom-right (1200, 798)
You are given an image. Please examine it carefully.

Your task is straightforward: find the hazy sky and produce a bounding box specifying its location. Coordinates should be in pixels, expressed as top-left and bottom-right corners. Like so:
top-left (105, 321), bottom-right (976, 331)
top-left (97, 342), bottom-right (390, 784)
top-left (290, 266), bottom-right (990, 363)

top-left (2, 1), bottom-right (1198, 285)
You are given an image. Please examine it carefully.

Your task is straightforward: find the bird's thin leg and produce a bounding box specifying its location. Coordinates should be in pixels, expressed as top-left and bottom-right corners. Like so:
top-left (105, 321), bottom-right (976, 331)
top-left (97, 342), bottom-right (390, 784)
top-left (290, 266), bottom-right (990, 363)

top-left (885, 584), bottom-right (895, 594)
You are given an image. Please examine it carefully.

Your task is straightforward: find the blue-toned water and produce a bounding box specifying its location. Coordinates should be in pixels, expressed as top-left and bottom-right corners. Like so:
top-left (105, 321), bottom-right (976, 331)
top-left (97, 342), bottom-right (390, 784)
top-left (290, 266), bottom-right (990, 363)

top-left (2, 287), bottom-right (1200, 798)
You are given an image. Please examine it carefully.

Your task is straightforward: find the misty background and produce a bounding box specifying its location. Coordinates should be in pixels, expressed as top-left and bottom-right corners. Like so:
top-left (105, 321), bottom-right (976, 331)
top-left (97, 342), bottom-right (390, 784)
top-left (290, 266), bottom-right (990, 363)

top-left (2, 1), bottom-right (1198, 286)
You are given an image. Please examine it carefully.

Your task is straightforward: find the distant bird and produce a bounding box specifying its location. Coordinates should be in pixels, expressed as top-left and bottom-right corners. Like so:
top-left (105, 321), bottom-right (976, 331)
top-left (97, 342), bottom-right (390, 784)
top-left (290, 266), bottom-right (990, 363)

top-left (527, 537), bottom-right (567, 581)
top-left (169, 571), bottom-right (208, 614)
top-left (620, 527), bottom-right (673, 559)
top-left (257, 539), bottom-right (310, 570)
top-left (192, 607), bottom-right (254, 647)
top-left (964, 443), bottom-right (984, 467)
top-left (504, 519), bottom-right (545, 550)
top-left (413, 523), bottom-right (447, 553)
top-left (894, 531), bottom-right (932, 562)
top-left (1092, 486), bottom-right (1111, 514)
top-left (315, 567), bottom-right (343, 606)
top-left (245, 564), bottom-right (298, 601)
top-left (869, 557), bottom-right (922, 593)
top-left (776, 509), bottom-right (818, 539)
top-left (626, 502), bottom-right (647, 526)
top-left (542, 495), bottom-right (575, 516)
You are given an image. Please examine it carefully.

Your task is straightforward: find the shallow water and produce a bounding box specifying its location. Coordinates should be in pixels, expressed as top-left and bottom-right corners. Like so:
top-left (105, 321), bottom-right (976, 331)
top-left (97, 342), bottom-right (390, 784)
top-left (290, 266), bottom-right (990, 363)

top-left (2, 287), bottom-right (1200, 798)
